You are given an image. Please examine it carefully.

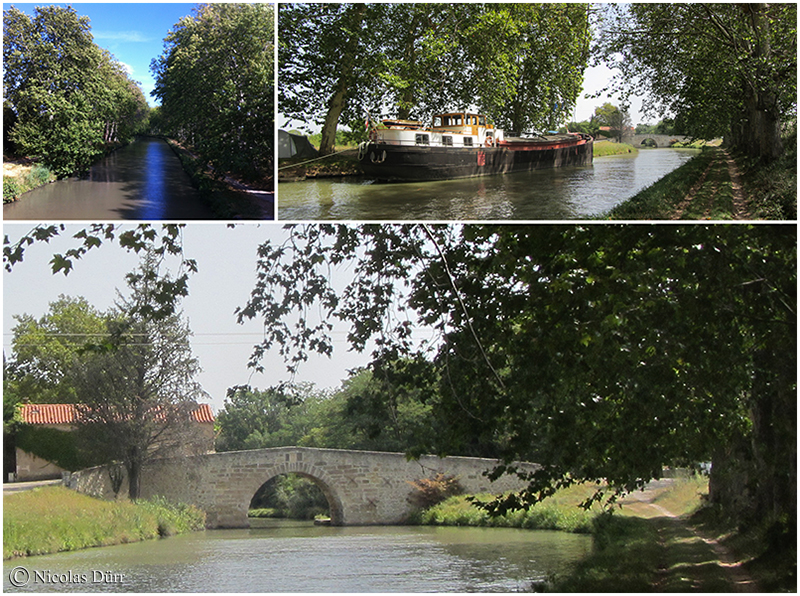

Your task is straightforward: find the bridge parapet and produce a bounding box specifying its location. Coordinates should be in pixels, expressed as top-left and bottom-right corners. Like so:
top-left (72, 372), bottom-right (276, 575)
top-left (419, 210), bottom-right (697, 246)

top-left (67, 447), bottom-right (539, 528)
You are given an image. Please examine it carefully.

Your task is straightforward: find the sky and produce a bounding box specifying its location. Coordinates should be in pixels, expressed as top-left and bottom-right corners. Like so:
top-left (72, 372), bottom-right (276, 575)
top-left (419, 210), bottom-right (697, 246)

top-left (2, 224), bottom-right (385, 414)
top-left (5, 3), bottom-right (200, 106)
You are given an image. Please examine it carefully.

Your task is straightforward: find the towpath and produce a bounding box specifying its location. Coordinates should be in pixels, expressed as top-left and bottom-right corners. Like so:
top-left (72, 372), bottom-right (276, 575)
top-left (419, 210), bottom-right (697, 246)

top-left (621, 480), bottom-right (759, 591)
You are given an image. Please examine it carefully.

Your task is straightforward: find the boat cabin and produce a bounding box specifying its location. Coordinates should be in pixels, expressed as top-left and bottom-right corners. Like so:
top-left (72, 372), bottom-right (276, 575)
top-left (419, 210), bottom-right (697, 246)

top-left (372, 111), bottom-right (501, 148)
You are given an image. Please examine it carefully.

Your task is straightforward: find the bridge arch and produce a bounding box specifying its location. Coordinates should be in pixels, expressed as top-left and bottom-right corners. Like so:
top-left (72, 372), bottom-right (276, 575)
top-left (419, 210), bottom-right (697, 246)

top-left (246, 464), bottom-right (345, 526)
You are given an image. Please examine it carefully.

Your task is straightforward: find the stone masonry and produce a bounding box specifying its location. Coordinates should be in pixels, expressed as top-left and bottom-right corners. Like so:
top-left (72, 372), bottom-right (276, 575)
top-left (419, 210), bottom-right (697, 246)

top-left (67, 446), bottom-right (539, 528)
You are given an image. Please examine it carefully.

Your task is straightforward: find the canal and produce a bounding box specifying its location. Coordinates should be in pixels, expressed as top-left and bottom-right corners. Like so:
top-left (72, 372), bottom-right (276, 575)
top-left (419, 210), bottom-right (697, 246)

top-left (3, 137), bottom-right (215, 220)
top-left (277, 148), bottom-right (699, 220)
top-left (4, 521), bottom-right (592, 592)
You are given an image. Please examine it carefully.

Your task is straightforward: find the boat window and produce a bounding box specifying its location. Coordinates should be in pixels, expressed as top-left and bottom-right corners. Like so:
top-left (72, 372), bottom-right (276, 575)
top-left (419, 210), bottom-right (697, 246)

top-left (415, 134), bottom-right (430, 146)
top-left (479, 116), bottom-right (486, 126)
top-left (442, 136), bottom-right (453, 146)
top-left (433, 116), bottom-right (442, 127)
top-left (463, 137), bottom-right (473, 147)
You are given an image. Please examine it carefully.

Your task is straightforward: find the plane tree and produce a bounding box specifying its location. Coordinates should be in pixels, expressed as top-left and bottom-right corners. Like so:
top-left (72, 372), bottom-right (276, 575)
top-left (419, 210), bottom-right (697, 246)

top-left (460, 4), bottom-right (592, 133)
top-left (595, 3), bottom-right (797, 161)
top-left (3, 5), bottom-right (149, 176)
top-left (278, 3), bottom-right (593, 153)
top-left (235, 224), bottom-right (795, 530)
top-left (279, 3), bottom-right (387, 155)
top-left (151, 3), bottom-right (274, 181)
top-left (4, 223), bottom-right (794, 526)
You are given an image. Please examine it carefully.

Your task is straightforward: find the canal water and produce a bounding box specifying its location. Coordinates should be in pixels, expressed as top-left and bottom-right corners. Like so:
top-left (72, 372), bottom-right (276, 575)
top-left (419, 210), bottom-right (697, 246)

top-left (277, 148), bottom-right (699, 220)
top-left (3, 137), bottom-right (215, 220)
top-left (4, 522), bottom-right (592, 592)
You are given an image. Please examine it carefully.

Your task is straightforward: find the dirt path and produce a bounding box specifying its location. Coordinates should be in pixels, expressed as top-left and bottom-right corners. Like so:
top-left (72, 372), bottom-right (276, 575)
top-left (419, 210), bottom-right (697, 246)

top-left (723, 150), bottom-right (750, 219)
top-left (622, 481), bottom-right (759, 592)
top-left (671, 149), bottom-right (750, 220)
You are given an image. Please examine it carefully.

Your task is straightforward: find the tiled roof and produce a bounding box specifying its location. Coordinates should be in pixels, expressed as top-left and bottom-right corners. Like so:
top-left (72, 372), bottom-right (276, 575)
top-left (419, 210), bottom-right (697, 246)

top-left (19, 403), bottom-right (215, 424)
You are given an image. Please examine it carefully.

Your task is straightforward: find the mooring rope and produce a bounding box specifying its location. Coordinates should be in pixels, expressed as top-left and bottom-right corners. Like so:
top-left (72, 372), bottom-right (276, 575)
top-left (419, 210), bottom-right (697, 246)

top-left (278, 147), bottom-right (355, 171)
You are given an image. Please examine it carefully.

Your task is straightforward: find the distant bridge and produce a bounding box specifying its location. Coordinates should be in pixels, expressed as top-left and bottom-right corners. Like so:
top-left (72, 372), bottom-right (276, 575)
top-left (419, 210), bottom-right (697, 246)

top-left (67, 447), bottom-right (538, 528)
top-left (621, 133), bottom-right (693, 147)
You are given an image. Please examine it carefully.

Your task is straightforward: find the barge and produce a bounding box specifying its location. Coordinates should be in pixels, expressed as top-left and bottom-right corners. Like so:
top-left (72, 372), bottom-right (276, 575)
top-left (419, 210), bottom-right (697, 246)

top-left (358, 111), bottom-right (593, 182)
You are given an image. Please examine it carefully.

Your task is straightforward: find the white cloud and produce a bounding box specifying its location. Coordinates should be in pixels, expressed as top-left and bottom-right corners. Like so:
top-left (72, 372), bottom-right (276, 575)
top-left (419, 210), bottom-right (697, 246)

top-left (93, 30), bottom-right (151, 43)
top-left (119, 62), bottom-right (134, 76)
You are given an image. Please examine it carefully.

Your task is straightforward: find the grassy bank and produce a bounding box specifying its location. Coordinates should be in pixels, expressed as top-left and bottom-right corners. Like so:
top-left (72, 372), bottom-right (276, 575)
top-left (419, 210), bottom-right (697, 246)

top-left (603, 136), bottom-right (796, 220)
top-left (415, 483), bottom-right (601, 533)
top-left (3, 486), bottom-right (205, 560)
top-left (593, 141), bottom-right (638, 157)
top-left (3, 159), bottom-right (55, 203)
top-left (165, 139), bottom-right (271, 219)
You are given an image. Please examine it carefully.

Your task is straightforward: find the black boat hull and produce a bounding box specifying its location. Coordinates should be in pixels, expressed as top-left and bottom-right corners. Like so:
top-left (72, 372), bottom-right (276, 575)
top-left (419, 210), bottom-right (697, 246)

top-left (359, 141), bottom-right (593, 182)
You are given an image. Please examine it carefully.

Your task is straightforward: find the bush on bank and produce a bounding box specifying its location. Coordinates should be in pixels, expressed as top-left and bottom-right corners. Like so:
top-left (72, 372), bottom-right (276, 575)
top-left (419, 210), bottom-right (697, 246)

top-left (3, 486), bottom-right (205, 560)
top-left (3, 164), bottom-right (55, 203)
top-left (414, 483), bottom-right (603, 533)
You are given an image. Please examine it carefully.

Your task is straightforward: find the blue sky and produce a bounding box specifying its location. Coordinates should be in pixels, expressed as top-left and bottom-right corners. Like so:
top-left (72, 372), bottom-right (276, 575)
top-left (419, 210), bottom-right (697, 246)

top-left (4, 3), bottom-right (200, 106)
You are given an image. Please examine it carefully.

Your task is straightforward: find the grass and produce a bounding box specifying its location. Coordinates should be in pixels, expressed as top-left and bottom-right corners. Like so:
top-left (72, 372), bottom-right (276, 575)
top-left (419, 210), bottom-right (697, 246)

top-left (416, 483), bottom-right (608, 534)
top-left (3, 486), bottom-right (205, 560)
top-left (601, 148), bottom-right (723, 219)
top-left (593, 141), bottom-right (638, 158)
top-left (3, 161), bottom-right (55, 202)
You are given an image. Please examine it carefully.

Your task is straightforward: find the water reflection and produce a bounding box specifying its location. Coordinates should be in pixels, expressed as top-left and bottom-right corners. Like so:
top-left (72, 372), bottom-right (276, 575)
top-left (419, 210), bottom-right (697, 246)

top-left (278, 149), bottom-right (699, 220)
top-left (3, 138), bottom-right (214, 220)
top-left (3, 524), bottom-right (592, 592)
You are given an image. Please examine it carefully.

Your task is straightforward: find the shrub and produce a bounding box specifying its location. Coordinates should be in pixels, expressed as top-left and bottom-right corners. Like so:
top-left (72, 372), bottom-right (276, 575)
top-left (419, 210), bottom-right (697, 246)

top-left (407, 473), bottom-right (464, 509)
top-left (3, 176), bottom-right (21, 202)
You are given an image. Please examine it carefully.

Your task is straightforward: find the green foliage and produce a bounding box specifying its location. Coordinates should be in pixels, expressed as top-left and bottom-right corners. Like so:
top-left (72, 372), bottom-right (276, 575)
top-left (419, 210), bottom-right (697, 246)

top-left (3, 486), bottom-right (205, 559)
top-left (596, 4), bottom-right (796, 160)
top-left (249, 474), bottom-right (329, 520)
top-left (3, 6), bottom-right (149, 176)
top-left (236, 224), bottom-right (795, 527)
top-left (151, 4), bottom-right (274, 181)
top-left (419, 494), bottom-right (596, 534)
top-left (3, 177), bottom-right (22, 202)
top-left (279, 3), bottom-right (592, 150)
top-left (5, 295), bottom-right (109, 405)
top-left (136, 496), bottom-right (207, 537)
top-left (14, 425), bottom-right (85, 471)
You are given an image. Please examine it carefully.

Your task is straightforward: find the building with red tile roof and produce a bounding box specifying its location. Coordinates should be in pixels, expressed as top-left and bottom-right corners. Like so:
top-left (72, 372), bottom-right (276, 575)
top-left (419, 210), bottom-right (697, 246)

top-left (12, 403), bottom-right (215, 482)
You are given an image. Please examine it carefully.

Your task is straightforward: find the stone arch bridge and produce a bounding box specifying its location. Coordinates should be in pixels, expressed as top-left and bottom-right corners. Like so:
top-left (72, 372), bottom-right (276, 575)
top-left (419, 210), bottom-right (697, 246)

top-left (67, 447), bottom-right (538, 528)
top-left (621, 133), bottom-right (692, 147)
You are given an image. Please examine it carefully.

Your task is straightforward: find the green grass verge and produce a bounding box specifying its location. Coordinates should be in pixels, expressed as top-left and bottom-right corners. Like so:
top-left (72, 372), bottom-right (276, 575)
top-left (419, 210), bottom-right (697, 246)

top-left (165, 139), bottom-right (266, 219)
top-left (3, 164), bottom-right (55, 202)
top-left (3, 486), bottom-right (205, 560)
top-left (601, 149), bottom-right (717, 219)
top-left (593, 142), bottom-right (638, 158)
top-left (415, 483), bottom-right (604, 533)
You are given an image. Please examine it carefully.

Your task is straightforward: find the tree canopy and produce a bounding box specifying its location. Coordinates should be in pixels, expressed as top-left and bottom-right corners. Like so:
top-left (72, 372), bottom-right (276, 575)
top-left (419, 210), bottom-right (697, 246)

top-left (236, 224), bottom-right (796, 526)
top-left (279, 3), bottom-right (592, 154)
top-left (151, 3), bottom-right (274, 182)
top-left (594, 3), bottom-right (797, 161)
top-left (3, 5), bottom-right (149, 176)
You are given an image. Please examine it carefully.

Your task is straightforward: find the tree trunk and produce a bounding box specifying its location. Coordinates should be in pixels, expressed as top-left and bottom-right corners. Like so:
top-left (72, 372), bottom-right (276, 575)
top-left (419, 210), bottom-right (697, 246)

top-left (318, 4), bottom-right (366, 156)
top-left (318, 84), bottom-right (347, 156)
top-left (126, 449), bottom-right (142, 501)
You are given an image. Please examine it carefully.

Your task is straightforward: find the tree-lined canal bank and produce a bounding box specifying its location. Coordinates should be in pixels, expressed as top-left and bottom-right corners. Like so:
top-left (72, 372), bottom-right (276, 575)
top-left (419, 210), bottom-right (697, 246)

top-left (3, 138), bottom-right (214, 220)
